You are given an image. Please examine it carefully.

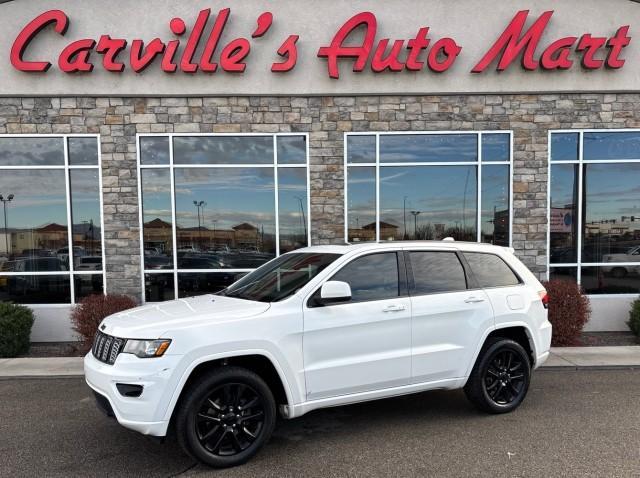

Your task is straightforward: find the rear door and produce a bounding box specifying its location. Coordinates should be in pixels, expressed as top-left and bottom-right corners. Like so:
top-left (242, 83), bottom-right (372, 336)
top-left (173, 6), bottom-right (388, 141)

top-left (406, 249), bottom-right (494, 383)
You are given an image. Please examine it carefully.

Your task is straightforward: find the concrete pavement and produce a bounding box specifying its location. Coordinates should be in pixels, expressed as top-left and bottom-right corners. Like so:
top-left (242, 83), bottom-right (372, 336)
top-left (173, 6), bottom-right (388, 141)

top-left (1, 346), bottom-right (639, 378)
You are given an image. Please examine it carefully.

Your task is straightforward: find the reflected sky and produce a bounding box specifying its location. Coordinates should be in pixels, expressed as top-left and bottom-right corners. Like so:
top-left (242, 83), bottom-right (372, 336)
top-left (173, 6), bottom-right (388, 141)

top-left (278, 168), bottom-right (308, 251)
top-left (347, 167), bottom-right (376, 231)
top-left (173, 136), bottom-right (273, 164)
top-left (584, 163), bottom-right (640, 226)
top-left (550, 164), bottom-right (578, 208)
top-left (0, 138), bottom-right (65, 166)
top-left (551, 133), bottom-right (579, 161)
top-left (481, 165), bottom-right (509, 240)
top-left (584, 132), bottom-right (640, 160)
top-left (380, 134), bottom-right (477, 163)
top-left (347, 136), bottom-right (376, 163)
top-left (141, 169), bottom-right (172, 224)
top-left (140, 137), bottom-right (170, 165)
top-left (481, 134), bottom-right (510, 162)
top-left (277, 136), bottom-right (306, 164)
top-left (68, 137), bottom-right (99, 165)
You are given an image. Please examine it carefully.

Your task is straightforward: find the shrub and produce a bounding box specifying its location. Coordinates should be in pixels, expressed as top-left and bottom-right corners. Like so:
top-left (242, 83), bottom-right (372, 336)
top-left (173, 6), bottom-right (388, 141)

top-left (542, 279), bottom-right (591, 346)
top-left (0, 303), bottom-right (35, 358)
top-left (71, 294), bottom-right (137, 352)
top-left (628, 298), bottom-right (640, 338)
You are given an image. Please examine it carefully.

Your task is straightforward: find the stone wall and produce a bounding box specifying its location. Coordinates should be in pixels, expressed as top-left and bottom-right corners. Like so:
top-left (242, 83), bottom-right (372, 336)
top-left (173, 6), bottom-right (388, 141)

top-left (1, 93), bottom-right (638, 300)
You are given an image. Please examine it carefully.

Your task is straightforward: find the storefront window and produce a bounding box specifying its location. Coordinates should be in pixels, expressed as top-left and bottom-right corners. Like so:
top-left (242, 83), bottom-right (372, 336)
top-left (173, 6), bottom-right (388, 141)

top-left (345, 132), bottom-right (512, 245)
top-left (549, 130), bottom-right (640, 294)
top-left (0, 135), bottom-right (104, 305)
top-left (138, 134), bottom-right (310, 302)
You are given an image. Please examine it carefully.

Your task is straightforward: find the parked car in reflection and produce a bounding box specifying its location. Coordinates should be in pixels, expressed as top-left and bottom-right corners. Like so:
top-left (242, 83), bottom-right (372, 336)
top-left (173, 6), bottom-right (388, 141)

top-left (144, 255), bottom-right (173, 270)
top-left (6, 258), bottom-right (69, 300)
top-left (178, 271), bottom-right (241, 296)
top-left (75, 256), bottom-right (103, 271)
top-left (13, 257), bottom-right (68, 272)
top-left (56, 246), bottom-right (87, 264)
top-left (177, 255), bottom-right (226, 270)
top-left (602, 245), bottom-right (640, 278)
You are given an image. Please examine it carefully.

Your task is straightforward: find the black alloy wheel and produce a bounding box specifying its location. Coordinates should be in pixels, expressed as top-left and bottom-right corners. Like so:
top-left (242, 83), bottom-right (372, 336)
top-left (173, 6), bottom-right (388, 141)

top-left (195, 383), bottom-right (265, 456)
top-left (176, 367), bottom-right (276, 468)
top-left (464, 337), bottom-right (531, 414)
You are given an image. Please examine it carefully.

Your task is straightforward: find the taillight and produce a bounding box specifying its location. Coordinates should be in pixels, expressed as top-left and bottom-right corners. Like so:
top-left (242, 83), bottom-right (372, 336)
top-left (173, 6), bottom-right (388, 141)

top-left (538, 290), bottom-right (549, 309)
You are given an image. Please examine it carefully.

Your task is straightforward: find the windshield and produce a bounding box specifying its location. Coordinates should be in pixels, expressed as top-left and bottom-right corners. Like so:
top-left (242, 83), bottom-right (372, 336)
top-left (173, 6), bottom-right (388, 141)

top-left (219, 252), bottom-right (341, 302)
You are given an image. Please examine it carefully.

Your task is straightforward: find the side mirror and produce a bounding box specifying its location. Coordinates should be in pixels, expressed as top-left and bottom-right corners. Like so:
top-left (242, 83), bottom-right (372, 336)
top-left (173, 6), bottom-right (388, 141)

top-left (318, 280), bottom-right (352, 305)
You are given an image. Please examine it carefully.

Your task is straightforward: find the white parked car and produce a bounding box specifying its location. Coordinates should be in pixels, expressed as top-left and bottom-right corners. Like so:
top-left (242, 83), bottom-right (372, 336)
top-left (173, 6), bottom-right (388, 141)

top-left (602, 245), bottom-right (640, 278)
top-left (85, 241), bottom-right (551, 468)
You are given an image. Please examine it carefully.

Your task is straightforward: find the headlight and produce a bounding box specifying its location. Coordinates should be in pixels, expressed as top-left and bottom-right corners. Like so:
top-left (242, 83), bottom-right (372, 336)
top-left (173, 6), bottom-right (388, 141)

top-left (123, 339), bottom-right (171, 358)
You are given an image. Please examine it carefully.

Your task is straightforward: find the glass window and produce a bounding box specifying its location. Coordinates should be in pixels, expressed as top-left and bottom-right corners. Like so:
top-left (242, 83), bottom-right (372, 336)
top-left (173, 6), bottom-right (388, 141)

top-left (482, 134), bottom-right (510, 162)
top-left (70, 169), bottom-right (102, 269)
top-left (464, 252), bottom-right (521, 288)
top-left (178, 271), bottom-right (241, 297)
top-left (277, 136), bottom-right (306, 164)
top-left (0, 275), bottom-right (71, 304)
top-left (347, 167), bottom-right (376, 242)
top-left (409, 251), bottom-right (467, 294)
top-left (278, 168), bottom-right (308, 253)
top-left (548, 267), bottom-right (578, 283)
top-left (141, 169), bottom-right (174, 269)
top-left (68, 137), bottom-right (99, 165)
top-left (551, 133), bottom-right (579, 162)
top-left (0, 137), bottom-right (64, 166)
top-left (550, 164), bottom-right (578, 264)
top-left (140, 136), bottom-right (170, 165)
top-left (380, 166), bottom-right (477, 241)
top-left (481, 164), bottom-right (510, 246)
top-left (581, 266), bottom-right (640, 294)
top-left (74, 274), bottom-right (104, 300)
top-left (583, 163), bottom-right (640, 263)
top-left (380, 134), bottom-right (477, 163)
top-left (584, 132), bottom-right (640, 160)
top-left (331, 252), bottom-right (399, 302)
top-left (145, 273), bottom-right (175, 302)
top-left (347, 135), bottom-right (376, 163)
top-left (223, 252), bottom-right (340, 302)
top-left (173, 136), bottom-right (273, 164)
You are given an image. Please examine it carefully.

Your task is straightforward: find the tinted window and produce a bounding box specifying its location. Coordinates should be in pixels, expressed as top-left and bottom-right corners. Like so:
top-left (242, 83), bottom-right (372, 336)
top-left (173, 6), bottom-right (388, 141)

top-left (464, 252), bottom-right (520, 288)
top-left (409, 251), bottom-right (467, 294)
top-left (332, 253), bottom-right (399, 302)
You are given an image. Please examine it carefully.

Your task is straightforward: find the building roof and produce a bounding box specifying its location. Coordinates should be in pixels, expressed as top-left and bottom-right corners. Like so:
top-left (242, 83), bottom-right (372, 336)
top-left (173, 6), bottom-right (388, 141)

top-left (233, 223), bottom-right (258, 231)
top-left (37, 223), bottom-right (67, 232)
top-left (145, 218), bottom-right (172, 229)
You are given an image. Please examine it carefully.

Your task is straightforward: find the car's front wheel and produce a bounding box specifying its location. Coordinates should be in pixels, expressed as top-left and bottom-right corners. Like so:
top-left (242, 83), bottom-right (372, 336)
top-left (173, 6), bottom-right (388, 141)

top-left (464, 338), bottom-right (531, 414)
top-left (175, 366), bottom-right (276, 468)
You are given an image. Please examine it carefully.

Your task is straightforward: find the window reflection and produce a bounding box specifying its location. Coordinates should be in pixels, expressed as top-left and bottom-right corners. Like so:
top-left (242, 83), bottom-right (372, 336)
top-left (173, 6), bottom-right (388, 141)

top-left (178, 272), bottom-right (240, 297)
top-left (74, 274), bottom-right (103, 300)
top-left (482, 134), bottom-right (510, 162)
top-left (380, 166), bottom-right (477, 241)
top-left (481, 165), bottom-right (510, 246)
top-left (0, 274), bottom-right (71, 304)
top-left (278, 168), bottom-right (308, 253)
top-left (550, 164), bottom-right (579, 263)
top-left (70, 170), bottom-right (102, 269)
top-left (174, 168), bottom-right (276, 269)
top-left (141, 169), bottom-right (174, 269)
top-left (380, 134), bottom-right (477, 163)
top-left (173, 136), bottom-right (273, 164)
top-left (347, 136), bottom-right (376, 163)
top-left (140, 136), bottom-right (170, 165)
top-left (548, 267), bottom-right (578, 283)
top-left (583, 164), bottom-right (640, 263)
top-left (347, 167), bottom-right (376, 242)
top-left (551, 133), bottom-right (579, 161)
top-left (584, 132), bottom-right (640, 160)
top-left (0, 170), bottom-right (69, 270)
top-left (331, 253), bottom-right (399, 302)
top-left (0, 137), bottom-right (64, 166)
top-left (145, 273), bottom-right (175, 302)
top-left (277, 136), bottom-right (306, 164)
top-left (582, 266), bottom-right (640, 294)
top-left (68, 137), bottom-right (99, 165)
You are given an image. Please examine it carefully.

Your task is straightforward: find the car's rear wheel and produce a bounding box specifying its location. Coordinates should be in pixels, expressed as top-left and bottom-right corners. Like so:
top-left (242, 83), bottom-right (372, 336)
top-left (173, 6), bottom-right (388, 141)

top-left (175, 366), bottom-right (276, 468)
top-left (464, 338), bottom-right (531, 414)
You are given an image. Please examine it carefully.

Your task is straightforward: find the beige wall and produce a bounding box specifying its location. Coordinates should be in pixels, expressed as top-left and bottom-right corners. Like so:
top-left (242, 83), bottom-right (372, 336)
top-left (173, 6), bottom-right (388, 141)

top-left (1, 0), bottom-right (640, 97)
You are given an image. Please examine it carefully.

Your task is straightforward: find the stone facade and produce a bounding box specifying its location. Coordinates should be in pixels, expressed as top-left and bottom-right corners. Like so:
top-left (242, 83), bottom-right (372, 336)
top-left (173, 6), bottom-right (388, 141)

top-left (1, 93), bottom-right (638, 301)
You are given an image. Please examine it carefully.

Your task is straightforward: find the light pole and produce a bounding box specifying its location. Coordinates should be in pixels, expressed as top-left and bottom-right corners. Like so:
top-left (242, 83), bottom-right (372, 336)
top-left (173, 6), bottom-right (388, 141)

top-left (0, 194), bottom-right (14, 257)
top-left (193, 200), bottom-right (206, 249)
top-left (294, 195), bottom-right (307, 242)
top-left (410, 210), bottom-right (421, 239)
top-left (403, 196), bottom-right (408, 239)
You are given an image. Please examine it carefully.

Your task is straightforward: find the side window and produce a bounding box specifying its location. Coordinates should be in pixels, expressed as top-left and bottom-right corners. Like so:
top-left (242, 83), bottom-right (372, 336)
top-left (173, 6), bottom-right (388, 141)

top-left (464, 252), bottom-right (521, 288)
top-left (408, 251), bottom-right (467, 294)
top-left (331, 252), bottom-right (399, 303)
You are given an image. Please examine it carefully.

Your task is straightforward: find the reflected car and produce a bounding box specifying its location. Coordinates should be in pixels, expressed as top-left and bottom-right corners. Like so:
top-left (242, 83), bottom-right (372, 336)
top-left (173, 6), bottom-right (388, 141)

top-left (602, 245), bottom-right (640, 278)
top-left (144, 255), bottom-right (173, 270)
top-left (177, 255), bottom-right (226, 269)
top-left (13, 257), bottom-right (68, 272)
top-left (76, 256), bottom-right (103, 271)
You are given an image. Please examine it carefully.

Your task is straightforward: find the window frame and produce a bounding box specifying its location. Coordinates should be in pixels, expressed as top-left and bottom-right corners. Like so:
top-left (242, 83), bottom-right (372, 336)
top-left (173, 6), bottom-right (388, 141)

top-left (344, 130), bottom-right (514, 246)
top-left (547, 129), bottom-right (640, 297)
top-left (136, 133), bottom-right (311, 303)
top-left (0, 134), bottom-right (106, 306)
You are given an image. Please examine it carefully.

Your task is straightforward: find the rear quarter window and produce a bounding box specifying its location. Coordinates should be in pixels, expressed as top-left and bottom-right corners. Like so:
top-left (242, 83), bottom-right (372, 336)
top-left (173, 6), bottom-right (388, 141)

top-left (463, 252), bottom-right (521, 288)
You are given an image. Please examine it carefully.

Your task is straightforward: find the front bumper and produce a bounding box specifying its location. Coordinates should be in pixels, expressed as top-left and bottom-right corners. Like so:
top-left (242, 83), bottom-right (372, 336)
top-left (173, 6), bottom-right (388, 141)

top-left (84, 352), bottom-right (182, 437)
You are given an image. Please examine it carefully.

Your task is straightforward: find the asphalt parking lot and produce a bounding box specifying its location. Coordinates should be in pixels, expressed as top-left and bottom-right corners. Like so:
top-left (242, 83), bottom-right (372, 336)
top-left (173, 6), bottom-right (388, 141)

top-left (1, 370), bottom-right (639, 477)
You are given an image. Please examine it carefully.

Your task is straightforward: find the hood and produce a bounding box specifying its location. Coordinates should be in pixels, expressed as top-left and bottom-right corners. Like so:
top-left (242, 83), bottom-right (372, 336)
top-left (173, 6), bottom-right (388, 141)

top-left (100, 294), bottom-right (270, 339)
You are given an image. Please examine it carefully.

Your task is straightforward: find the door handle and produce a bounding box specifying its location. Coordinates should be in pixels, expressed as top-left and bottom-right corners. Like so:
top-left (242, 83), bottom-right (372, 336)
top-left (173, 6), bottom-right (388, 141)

top-left (464, 296), bottom-right (485, 304)
top-left (382, 304), bottom-right (406, 312)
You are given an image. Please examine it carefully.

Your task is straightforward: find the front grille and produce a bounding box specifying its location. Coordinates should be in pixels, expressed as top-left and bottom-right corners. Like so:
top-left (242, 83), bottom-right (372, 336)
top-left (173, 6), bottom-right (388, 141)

top-left (92, 331), bottom-right (126, 365)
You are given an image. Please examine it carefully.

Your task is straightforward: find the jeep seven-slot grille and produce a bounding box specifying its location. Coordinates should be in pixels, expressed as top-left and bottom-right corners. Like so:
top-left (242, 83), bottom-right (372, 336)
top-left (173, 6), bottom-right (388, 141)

top-left (92, 331), bottom-right (126, 365)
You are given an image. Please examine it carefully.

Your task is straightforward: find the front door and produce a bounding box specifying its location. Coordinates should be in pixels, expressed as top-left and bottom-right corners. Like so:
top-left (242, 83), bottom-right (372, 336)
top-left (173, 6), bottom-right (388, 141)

top-left (303, 251), bottom-right (412, 401)
top-left (405, 249), bottom-right (494, 383)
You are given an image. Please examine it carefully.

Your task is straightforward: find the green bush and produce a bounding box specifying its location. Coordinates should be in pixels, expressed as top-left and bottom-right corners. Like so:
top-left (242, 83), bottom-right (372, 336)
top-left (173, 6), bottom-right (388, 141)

top-left (0, 302), bottom-right (35, 358)
top-left (628, 298), bottom-right (640, 338)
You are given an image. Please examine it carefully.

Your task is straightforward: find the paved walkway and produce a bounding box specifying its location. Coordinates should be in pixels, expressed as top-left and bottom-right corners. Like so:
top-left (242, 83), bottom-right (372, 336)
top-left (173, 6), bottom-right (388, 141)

top-left (1, 346), bottom-right (639, 378)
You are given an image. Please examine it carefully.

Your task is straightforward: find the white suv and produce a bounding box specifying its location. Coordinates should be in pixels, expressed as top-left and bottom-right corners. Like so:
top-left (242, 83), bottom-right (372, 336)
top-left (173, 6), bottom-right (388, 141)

top-left (85, 241), bottom-right (551, 468)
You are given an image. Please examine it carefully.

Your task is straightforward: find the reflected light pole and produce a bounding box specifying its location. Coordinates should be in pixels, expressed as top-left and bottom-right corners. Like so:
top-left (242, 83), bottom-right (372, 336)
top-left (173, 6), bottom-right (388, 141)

top-left (0, 194), bottom-right (14, 257)
top-left (294, 195), bottom-right (307, 242)
top-left (193, 200), bottom-right (206, 249)
top-left (410, 210), bottom-right (421, 239)
top-left (403, 196), bottom-right (408, 240)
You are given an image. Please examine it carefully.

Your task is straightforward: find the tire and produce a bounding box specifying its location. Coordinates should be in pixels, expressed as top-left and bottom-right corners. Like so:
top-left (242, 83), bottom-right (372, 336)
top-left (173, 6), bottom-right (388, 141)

top-left (175, 366), bottom-right (276, 468)
top-left (464, 338), bottom-right (531, 414)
